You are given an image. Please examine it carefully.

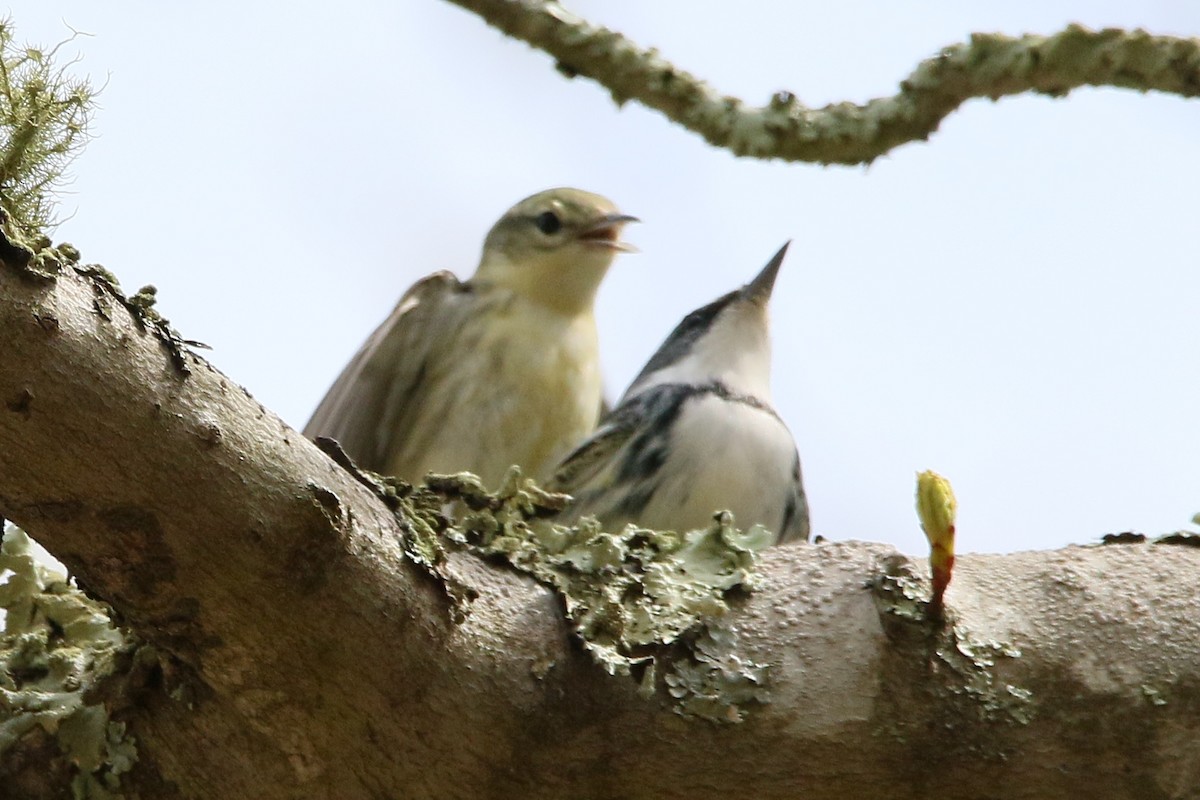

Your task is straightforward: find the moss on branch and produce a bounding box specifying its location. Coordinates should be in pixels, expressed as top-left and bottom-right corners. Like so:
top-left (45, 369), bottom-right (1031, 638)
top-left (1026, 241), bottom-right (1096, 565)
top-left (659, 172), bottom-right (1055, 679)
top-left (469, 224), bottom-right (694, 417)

top-left (0, 18), bottom-right (96, 237)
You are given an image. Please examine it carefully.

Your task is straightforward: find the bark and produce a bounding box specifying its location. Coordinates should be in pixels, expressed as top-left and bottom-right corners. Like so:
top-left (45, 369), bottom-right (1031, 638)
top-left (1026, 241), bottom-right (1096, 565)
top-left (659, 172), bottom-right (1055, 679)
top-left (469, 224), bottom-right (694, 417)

top-left (3, 253), bottom-right (1200, 800)
top-left (444, 0), bottom-right (1200, 165)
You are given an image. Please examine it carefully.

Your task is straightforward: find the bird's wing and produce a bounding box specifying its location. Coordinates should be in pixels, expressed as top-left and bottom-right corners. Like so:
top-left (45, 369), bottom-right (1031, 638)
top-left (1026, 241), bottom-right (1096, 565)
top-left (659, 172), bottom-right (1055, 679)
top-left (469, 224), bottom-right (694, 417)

top-left (303, 271), bottom-right (475, 472)
top-left (547, 401), bottom-right (642, 496)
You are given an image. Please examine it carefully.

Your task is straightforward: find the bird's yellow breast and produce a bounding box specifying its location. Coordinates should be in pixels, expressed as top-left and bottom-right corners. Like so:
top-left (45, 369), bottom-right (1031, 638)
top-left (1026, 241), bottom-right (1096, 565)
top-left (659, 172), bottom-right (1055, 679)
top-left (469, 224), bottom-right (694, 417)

top-left (386, 291), bottom-right (603, 488)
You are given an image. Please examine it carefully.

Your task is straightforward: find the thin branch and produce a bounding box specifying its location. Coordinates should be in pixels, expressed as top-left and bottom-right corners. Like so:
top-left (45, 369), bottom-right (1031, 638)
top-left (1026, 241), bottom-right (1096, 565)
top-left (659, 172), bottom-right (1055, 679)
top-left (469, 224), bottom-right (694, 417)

top-left (445, 1), bottom-right (1200, 164)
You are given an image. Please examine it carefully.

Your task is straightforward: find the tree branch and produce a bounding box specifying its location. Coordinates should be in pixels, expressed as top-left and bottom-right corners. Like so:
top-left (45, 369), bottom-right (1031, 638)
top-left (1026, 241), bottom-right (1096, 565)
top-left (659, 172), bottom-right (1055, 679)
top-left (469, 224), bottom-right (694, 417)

top-left (445, 0), bottom-right (1200, 164)
top-left (4, 244), bottom-right (1200, 797)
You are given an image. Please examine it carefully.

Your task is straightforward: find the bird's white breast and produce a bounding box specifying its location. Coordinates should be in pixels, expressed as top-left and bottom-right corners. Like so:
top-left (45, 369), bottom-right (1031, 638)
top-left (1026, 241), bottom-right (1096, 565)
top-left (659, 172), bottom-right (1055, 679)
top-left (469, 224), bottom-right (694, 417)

top-left (640, 393), bottom-right (797, 534)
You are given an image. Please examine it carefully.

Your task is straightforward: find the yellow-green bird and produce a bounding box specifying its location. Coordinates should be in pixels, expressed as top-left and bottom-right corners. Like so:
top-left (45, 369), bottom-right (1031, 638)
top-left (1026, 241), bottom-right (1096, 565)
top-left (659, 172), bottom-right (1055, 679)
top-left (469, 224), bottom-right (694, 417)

top-left (304, 188), bottom-right (636, 487)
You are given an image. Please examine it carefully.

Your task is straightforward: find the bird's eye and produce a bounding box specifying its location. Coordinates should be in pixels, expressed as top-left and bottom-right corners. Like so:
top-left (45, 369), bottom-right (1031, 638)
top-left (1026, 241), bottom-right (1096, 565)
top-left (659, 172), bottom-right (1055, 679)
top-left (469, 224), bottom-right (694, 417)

top-left (534, 211), bottom-right (562, 235)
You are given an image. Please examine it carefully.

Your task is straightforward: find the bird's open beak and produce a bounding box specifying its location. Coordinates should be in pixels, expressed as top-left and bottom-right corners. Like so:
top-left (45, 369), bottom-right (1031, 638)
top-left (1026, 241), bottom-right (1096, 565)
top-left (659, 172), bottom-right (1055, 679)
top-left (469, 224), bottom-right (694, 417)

top-left (578, 213), bottom-right (640, 252)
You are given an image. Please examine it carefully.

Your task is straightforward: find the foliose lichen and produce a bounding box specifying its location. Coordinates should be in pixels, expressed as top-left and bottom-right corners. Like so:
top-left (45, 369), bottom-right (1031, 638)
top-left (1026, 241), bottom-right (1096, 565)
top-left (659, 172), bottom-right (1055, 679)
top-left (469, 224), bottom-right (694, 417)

top-left (430, 467), bottom-right (774, 723)
top-left (310, 438), bottom-right (480, 620)
top-left (872, 555), bottom-right (1033, 725)
top-left (0, 523), bottom-right (137, 797)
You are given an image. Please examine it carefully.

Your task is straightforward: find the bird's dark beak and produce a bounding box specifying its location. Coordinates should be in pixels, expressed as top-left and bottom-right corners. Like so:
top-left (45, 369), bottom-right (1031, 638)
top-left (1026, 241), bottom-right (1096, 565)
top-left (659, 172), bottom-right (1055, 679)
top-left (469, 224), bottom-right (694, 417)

top-left (742, 241), bottom-right (790, 305)
top-left (578, 213), bottom-right (640, 252)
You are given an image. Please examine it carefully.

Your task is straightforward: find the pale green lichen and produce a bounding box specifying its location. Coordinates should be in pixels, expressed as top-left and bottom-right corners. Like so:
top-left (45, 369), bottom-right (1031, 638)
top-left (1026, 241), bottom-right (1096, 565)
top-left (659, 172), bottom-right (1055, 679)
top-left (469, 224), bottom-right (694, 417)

top-left (1141, 684), bottom-right (1168, 707)
top-left (665, 623), bottom-right (770, 723)
top-left (308, 443), bottom-right (481, 619)
top-left (431, 467), bottom-right (773, 723)
top-left (0, 524), bottom-right (137, 796)
top-left (2, 229), bottom-right (81, 280)
top-left (872, 556), bottom-right (1034, 725)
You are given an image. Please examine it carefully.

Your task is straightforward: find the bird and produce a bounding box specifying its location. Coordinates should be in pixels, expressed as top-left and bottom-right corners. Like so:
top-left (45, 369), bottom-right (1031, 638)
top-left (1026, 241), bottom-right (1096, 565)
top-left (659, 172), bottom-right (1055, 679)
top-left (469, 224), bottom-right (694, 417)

top-left (548, 242), bottom-right (809, 544)
top-left (303, 188), bottom-right (636, 488)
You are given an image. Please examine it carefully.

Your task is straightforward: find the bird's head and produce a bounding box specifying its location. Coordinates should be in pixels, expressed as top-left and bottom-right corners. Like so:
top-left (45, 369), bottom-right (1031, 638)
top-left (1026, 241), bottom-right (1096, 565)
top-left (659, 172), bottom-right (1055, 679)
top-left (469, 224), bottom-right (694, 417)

top-left (622, 242), bottom-right (790, 402)
top-left (476, 188), bottom-right (637, 315)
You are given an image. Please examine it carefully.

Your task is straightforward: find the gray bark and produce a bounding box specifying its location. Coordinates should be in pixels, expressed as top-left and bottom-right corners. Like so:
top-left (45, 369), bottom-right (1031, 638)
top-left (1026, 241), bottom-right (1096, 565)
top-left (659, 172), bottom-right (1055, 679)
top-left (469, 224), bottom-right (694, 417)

top-left (3, 256), bottom-right (1200, 799)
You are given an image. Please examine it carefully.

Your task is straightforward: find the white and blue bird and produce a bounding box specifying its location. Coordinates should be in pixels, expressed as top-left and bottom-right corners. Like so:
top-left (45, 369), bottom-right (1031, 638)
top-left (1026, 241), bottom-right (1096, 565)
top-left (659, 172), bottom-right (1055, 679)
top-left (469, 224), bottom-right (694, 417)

top-left (549, 242), bottom-right (809, 544)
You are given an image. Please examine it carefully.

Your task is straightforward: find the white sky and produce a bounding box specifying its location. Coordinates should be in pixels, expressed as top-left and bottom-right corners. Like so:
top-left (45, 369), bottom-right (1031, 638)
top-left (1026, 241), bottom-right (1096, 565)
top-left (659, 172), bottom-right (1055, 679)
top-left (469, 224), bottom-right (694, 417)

top-left (6, 2), bottom-right (1200, 557)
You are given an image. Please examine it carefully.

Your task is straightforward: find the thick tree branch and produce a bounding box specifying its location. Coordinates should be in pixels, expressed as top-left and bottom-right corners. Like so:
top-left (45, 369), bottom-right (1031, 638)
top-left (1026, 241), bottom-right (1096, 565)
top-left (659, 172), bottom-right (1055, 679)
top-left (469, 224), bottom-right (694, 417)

top-left (446, 0), bottom-right (1200, 164)
top-left (4, 250), bottom-right (1200, 798)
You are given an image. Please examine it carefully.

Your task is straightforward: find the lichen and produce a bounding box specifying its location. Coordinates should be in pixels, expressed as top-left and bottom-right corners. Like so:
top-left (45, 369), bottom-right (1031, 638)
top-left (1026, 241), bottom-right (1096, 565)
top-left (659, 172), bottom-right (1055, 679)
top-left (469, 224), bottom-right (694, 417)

top-left (664, 623), bottom-right (770, 723)
top-left (431, 467), bottom-right (773, 722)
top-left (1141, 684), bottom-right (1168, 707)
top-left (310, 438), bottom-right (480, 620)
top-left (102, 279), bottom-right (199, 375)
top-left (0, 524), bottom-right (137, 797)
top-left (0, 18), bottom-right (97, 237)
top-left (872, 555), bottom-right (1033, 725)
top-left (0, 223), bottom-right (201, 376)
top-left (0, 221), bottom-right (81, 281)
